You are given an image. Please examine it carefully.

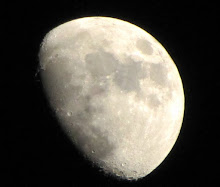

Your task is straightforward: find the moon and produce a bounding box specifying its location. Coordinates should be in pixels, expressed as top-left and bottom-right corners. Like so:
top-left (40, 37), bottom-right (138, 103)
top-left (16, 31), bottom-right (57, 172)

top-left (38, 16), bottom-right (184, 180)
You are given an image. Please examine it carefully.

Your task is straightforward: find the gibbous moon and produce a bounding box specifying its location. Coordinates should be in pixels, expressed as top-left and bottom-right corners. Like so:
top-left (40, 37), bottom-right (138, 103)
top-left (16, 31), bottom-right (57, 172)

top-left (39, 17), bottom-right (184, 180)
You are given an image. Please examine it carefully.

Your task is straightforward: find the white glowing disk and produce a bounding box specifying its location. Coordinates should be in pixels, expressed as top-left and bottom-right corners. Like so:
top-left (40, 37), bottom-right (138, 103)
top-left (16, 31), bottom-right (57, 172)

top-left (39, 17), bottom-right (184, 180)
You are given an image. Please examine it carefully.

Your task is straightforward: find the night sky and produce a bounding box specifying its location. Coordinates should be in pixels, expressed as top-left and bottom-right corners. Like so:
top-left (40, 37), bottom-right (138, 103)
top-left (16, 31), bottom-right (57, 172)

top-left (3, 1), bottom-right (218, 186)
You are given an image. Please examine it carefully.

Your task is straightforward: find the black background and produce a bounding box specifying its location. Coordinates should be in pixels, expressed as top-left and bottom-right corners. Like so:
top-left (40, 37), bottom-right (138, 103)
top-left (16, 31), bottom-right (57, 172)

top-left (3, 0), bottom-right (218, 186)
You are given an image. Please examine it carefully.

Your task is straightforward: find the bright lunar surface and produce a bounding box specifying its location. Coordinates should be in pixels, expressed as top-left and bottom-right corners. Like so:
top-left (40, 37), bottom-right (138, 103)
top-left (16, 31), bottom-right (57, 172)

top-left (39, 16), bottom-right (184, 180)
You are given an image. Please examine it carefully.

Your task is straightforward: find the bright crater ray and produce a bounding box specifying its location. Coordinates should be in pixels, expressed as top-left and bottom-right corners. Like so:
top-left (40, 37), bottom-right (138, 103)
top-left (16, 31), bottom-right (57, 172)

top-left (39, 16), bottom-right (185, 180)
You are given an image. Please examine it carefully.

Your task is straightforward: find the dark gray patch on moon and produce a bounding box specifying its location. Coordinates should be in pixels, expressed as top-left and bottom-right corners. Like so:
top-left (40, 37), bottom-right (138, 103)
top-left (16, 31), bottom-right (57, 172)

top-left (85, 50), bottom-right (118, 77)
top-left (75, 31), bottom-right (91, 41)
top-left (147, 94), bottom-right (161, 108)
top-left (113, 58), bottom-right (147, 92)
top-left (136, 39), bottom-right (153, 55)
top-left (85, 50), bottom-right (148, 93)
top-left (150, 63), bottom-right (167, 86)
top-left (89, 83), bottom-right (108, 96)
